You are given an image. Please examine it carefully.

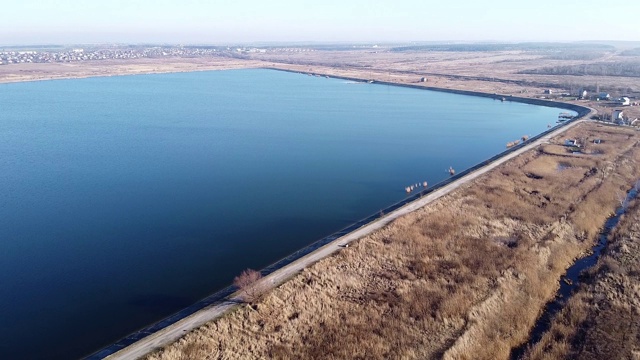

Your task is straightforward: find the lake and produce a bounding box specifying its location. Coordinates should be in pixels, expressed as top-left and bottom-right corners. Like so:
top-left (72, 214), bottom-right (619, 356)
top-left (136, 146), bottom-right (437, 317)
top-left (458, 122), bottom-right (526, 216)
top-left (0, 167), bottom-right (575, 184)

top-left (0, 69), bottom-right (571, 359)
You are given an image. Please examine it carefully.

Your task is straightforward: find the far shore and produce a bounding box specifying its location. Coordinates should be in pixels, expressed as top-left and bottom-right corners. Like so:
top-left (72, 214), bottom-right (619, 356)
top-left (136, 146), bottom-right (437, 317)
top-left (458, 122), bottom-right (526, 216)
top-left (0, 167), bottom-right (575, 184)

top-left (0, 57), bottom-right (590, 119)
top-left (0, 58), bottom-right (266, 85)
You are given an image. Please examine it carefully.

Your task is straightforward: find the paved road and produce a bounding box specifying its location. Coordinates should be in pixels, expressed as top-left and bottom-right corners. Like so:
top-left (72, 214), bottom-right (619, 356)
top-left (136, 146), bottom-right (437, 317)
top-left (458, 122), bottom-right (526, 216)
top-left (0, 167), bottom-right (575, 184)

top-left (105, 117), bottom-right (590, 360)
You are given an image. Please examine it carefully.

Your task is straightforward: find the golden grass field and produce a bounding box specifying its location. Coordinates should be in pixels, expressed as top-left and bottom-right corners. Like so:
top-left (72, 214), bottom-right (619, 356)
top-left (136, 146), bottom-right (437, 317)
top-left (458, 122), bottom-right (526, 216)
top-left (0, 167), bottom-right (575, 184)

top-left (524, 187), bottom-right (640, 360)
top-left (144, 122), bottom-right (640, 360)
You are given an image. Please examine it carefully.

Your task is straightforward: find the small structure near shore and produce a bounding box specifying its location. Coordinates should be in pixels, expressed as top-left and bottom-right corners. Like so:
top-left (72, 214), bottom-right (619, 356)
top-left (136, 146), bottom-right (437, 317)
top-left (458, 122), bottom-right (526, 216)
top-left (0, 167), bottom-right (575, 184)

top-left (618, 97), bottom-right (630, 106)
top-left (506, 140), bottom-right (521, 148)
top-left (612, 110), bottom-right (624, 122)
top-left (405, 181), bottom-right (429, 193)
top-left (564, 139), bottom-right (580, 147)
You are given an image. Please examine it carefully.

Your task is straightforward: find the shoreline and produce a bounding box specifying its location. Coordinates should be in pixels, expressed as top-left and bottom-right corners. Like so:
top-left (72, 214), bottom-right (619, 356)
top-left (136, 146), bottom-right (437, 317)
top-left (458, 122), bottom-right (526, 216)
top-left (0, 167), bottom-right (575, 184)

top-left (0, 58), bottom-right (267, 85)
top-left (266, 67), bottom-right (591, 118)
top-left (79, 73), bottom-right (592, 358)
top-left (0, 60), bottom-right (589, 119)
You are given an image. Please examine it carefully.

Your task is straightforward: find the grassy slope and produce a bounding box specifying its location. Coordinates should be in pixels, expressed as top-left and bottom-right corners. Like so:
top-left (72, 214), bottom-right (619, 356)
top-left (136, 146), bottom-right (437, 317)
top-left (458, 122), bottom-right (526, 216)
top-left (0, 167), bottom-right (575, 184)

top-left (147, 123), bottom-right (640, 360)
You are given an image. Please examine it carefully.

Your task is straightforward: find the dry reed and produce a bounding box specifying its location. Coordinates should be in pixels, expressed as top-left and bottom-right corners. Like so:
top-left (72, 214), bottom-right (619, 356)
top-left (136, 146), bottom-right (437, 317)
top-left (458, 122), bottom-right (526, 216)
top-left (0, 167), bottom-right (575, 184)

top-left (147, 123), bottom-right (640, 360)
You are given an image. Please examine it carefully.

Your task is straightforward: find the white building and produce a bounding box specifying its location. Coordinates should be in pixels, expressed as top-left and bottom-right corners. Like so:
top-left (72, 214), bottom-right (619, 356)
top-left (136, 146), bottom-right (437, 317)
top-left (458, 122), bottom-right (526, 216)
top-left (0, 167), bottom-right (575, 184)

top-left (612, 110), bottom-right (624, 122)
top-left (580, 90), bottom-right (588, 99)
top-left (618, 97), bottom-right (631, 106)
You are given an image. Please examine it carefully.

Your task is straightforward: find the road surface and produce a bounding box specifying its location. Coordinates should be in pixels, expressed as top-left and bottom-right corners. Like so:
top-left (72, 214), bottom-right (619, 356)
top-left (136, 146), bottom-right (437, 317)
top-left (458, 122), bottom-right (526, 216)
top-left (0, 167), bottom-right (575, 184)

top-left (105, 117), bottom-right (590, 360)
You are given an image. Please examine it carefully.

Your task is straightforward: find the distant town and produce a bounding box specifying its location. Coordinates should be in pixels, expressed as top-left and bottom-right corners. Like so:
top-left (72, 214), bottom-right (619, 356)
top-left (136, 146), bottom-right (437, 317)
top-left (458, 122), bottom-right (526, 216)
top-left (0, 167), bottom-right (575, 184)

top-left (0, 45), bottom-right (317, 65)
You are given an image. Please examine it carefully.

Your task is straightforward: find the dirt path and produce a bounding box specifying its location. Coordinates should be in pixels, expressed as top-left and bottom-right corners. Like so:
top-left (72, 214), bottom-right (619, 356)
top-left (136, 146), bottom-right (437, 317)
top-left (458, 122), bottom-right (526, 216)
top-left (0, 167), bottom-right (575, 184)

top-left (102, 115), bottom-right (591, 360)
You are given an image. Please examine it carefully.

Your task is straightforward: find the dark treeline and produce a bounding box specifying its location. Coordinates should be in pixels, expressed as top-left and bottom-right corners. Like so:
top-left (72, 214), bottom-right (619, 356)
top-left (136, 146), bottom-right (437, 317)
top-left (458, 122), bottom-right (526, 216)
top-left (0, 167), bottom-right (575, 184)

top-left (520, 62), bottom-right (640, 78)
top-left (621, 48), bottom-right (640, 56)
top-left (390, 42), bottom-right (615, 53)
top-left (544, 51), bottom-right (607, 60)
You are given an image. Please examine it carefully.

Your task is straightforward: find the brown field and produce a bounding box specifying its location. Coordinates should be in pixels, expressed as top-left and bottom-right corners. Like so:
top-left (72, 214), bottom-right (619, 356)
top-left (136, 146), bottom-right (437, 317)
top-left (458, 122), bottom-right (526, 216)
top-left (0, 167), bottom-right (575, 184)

top-left (250, 48), bottom-right (640, 121)
top-left (0, 57), bottom-right (264, 83)
top-left (523, 188), bottom-right (640, 359)
top-left (254, 48), bottom-right (640, 95)
top-left (144, 122), bottom-right (640, 360)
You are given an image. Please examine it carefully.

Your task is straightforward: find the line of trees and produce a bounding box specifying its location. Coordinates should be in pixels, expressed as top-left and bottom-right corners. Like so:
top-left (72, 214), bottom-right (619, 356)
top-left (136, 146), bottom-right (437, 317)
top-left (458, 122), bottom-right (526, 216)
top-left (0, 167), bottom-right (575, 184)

top-left (390, 42), bottom-right (614, 53)
top-left (621, 48), bottom-right (640, 56)
top-left (519, 62), bottom-right (640, 78)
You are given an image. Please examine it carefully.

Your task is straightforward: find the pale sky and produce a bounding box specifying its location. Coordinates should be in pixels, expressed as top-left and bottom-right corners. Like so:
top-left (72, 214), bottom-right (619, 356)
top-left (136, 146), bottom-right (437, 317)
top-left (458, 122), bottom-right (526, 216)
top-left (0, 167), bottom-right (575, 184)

top-left (2, 0), bottom-right (639, 45)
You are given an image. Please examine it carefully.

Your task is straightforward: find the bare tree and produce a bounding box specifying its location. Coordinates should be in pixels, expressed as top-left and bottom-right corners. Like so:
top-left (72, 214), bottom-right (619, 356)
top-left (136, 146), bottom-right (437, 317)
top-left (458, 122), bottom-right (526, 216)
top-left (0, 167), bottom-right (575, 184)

top-left (233, 268), bottom-right (263, 303)
top-left (599, 161), bottom-right (613, 183)
top-left (579, 136), bottom-right (588, 153)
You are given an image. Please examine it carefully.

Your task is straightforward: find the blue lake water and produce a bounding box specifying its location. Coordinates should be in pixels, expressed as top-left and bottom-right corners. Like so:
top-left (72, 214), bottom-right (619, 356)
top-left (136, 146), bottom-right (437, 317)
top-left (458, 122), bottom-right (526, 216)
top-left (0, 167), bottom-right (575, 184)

top-left (0, 69), bottom-right (571, 359)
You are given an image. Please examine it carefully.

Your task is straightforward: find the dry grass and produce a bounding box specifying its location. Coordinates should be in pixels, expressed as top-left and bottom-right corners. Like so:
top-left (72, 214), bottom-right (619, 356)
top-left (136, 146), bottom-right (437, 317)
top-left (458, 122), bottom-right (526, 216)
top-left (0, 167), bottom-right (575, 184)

top-left (250, 47), bottom-right (640, 96)
top-left (524, 192), bottom-right (640, 360)
top-left (146, 123), bottom-right (640, 360)
top-left (0, 57), bottom-right (264, 84)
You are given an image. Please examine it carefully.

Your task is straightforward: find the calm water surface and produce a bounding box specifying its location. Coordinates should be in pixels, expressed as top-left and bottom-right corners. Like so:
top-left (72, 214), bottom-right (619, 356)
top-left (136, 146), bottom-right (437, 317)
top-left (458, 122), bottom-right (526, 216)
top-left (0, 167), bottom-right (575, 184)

top-left (0, 69), bottom-right (570, 359)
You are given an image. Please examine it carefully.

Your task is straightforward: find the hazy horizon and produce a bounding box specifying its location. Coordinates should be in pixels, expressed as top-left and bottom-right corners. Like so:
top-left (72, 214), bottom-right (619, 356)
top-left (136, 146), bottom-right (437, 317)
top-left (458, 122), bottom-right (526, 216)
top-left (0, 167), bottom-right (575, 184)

top-left (2, 0), bottom-right (638, 45)
top-left (3, 40), bottom-right (640, 49)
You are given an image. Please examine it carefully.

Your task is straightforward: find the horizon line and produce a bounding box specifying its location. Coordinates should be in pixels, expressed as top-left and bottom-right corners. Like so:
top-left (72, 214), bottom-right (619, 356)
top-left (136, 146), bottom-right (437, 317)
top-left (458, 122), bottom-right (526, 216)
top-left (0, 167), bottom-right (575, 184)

top-left (2, 39), bottom-right (639, 48)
